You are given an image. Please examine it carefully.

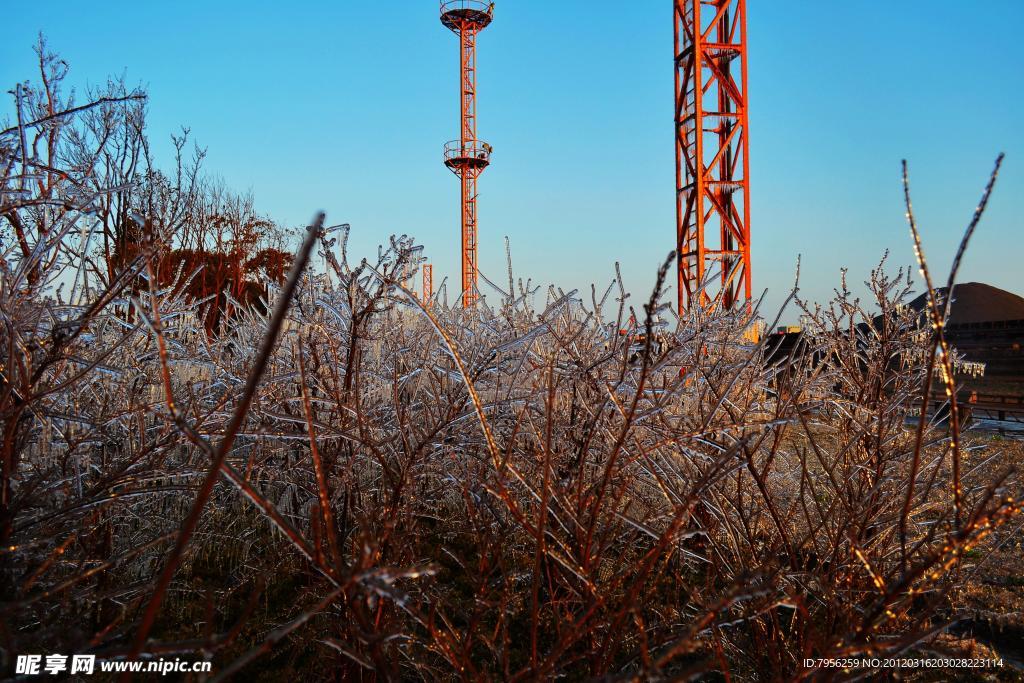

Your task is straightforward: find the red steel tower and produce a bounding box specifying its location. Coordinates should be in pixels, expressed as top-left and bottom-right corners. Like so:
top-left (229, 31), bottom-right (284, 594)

top-left (422, 263), bottom-right (434, 304)
top-left (441, 0), bottom-right (493, 308)
top-left (675, 0), bottom-right (751, 312)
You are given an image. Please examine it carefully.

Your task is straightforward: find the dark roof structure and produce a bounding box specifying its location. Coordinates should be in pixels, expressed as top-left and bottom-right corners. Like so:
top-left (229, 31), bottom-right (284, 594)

top-left (907, 282), bottom-right (1024, 325)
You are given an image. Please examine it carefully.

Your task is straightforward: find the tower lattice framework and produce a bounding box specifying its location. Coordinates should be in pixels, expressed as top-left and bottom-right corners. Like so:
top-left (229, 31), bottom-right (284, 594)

top-left (422, 264), bottom-right (434, 304)
top-left (441, 1), bottom-right (493, 307)
top-left (675, 0), bottom-right (751, 312)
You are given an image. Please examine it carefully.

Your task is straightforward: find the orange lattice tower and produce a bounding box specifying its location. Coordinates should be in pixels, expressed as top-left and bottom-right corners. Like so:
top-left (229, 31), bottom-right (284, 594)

top-left (441, 1), bottom-right (493, 308)
top-left (422, 264), bottom-right (434, 304)
top-left (675, 0), bottom-right (752, 312)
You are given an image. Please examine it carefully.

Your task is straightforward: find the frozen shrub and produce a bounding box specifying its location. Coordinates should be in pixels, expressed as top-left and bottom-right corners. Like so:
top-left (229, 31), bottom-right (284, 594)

top-left (1, 47), bottom-right (1019, 681)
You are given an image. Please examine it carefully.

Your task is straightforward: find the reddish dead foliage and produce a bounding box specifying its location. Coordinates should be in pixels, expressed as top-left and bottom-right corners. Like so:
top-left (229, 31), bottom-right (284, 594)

top-left (111, 221), bottom-right (294, 335)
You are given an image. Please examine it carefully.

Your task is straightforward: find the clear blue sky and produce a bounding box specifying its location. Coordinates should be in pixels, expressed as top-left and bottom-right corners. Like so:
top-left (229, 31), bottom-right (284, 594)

top-left (3, 1), bottom-right (1022, 318)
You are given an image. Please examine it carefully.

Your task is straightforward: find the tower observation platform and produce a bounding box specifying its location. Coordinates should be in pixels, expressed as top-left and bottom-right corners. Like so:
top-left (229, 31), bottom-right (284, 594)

top-left (443, 139), bottom-right (491, 172)
top-left (441, 0), bottom-right (493, 31)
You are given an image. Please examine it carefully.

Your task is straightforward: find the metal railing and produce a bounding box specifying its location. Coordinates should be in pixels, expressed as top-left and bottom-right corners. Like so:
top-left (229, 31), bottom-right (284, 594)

top-left (440, 0), bottom-right (494, 15)
top-left (444, 140), bottom-right (492, 164)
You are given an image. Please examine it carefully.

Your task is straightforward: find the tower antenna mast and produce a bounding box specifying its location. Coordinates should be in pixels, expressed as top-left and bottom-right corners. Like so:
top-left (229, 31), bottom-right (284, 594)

top-left (441, 1), bottom-right (494, 308)
top-left (675, 0), bottom-right (752, 312)
top-left (422, 263), bottom-right (434, 304)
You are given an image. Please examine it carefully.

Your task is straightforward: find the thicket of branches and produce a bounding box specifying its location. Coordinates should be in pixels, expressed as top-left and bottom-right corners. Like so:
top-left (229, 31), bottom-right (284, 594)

top-left (1, 44), bottom-right (1020, 681)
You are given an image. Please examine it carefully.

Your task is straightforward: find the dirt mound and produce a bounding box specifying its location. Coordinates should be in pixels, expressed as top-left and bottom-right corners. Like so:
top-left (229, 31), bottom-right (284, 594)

top-left (907, 282), bottom-right (1024, 325)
